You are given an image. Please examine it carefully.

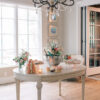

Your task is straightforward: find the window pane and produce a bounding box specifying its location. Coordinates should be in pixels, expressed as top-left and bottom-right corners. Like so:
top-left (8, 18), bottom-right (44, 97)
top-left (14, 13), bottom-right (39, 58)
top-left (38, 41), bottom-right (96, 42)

top-left (29, 10), bottom-right (38, 20)
top-left (18, 20), bottom-right (28, 34)
top-left (0, 50), bottom-right (1, 64)
top-left (29, 21), bottom-right (38, 34)
top-left (18, 8), bottom-right (27, 20)
top-left (0, 20), bottom-right (1, 33)
top-left (2, 19), bottom-right (15, 34)
top-left (29, 49), bottom-right (42, 60)
top-left (3, 50), bottom-right (16, 58)
top-left (3, 50), bottom-right (16, 65)
top-left (2, 6), bottom-right (15, 19)
top-left (0, 7), bottom-right (1, 18)
top-left (3, 57), bottom-right (15, 66)
top-left (0, 35), bottom-right (1, 50)
top-left (18, 35), bottom-right (28, 49)
top-left (2, 35), bottom-right (16, 49)
top-left (29, 35), bottom-right (41, 49)
top-left (0, 4), bottom-right (42, 67)
top-left (18, 49), bottom-right (28, 55)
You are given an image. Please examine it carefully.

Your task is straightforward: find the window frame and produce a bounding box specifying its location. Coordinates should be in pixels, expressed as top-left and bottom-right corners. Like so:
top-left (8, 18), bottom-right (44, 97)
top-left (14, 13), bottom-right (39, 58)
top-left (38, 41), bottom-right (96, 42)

top-left (0, 3), bottom-right (42, 68)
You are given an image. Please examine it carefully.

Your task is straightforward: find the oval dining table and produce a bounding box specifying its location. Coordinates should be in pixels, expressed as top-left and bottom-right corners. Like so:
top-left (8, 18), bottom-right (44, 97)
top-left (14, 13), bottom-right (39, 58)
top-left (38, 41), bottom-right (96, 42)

top-left (13, 65), bottom-right (86, 100)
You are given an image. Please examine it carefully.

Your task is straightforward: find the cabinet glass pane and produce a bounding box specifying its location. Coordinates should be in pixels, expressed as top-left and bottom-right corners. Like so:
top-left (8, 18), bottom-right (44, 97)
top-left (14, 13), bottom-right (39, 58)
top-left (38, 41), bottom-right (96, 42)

top-left (90, 40), bottom-right (100, 54)
top-left (89, 54), bottom-right (100, 68)
top-left (89, 11), bottom-right (100, 68)
top-left (95, 12), bottom-right (100, 25)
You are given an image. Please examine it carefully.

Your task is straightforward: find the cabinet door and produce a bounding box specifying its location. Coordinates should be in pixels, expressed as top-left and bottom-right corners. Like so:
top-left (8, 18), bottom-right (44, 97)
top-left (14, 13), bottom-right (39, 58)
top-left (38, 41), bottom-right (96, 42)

top-left (87, 7), bottom-right (100, 76)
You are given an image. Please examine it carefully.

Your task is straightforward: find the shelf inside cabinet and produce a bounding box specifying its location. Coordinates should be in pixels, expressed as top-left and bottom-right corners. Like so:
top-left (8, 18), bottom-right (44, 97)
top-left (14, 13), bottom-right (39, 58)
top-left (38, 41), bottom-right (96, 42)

top-left (90, 53), bottom-right (100, 55)
top-left (90, 24), bottom-right (100, 27)
top-left (90, 39), bottom-right (100, 40)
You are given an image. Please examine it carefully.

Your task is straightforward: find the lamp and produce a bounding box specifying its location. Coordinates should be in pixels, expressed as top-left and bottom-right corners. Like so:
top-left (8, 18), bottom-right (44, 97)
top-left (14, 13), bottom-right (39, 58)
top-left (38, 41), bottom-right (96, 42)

top-left (33, 0), bottom-right (74, 16)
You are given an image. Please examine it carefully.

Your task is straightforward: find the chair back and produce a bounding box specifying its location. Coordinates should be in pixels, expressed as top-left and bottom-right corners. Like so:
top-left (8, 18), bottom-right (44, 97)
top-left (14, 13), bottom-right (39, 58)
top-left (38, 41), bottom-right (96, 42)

top-left (71, 55), bottom-right (84, 65)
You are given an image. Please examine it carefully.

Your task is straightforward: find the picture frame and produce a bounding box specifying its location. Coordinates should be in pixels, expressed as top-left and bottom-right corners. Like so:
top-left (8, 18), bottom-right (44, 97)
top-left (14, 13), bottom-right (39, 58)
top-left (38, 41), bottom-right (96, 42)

top-left (49, 25), bottom-right (57, 37)
top-left (49, 14), bottom-right (57, 22)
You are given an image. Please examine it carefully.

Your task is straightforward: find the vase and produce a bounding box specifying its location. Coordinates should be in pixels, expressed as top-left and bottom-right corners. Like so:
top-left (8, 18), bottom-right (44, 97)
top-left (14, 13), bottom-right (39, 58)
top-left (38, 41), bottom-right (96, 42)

top-left (46, 56), bottom-right (62, 66)
top-left (18, 64), bottom-right (23, 72)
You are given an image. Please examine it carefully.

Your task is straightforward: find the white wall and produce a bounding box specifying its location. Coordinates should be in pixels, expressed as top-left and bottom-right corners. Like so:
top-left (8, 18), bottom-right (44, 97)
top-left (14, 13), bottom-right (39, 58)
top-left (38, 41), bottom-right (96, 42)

top-left (63, 0), bottom-right (100, 55)
top-left (63, 1), bottom-right (81, 55)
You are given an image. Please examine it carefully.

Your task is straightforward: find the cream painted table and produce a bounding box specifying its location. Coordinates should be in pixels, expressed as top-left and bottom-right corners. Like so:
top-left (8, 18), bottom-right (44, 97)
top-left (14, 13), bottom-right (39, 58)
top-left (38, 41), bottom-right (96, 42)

top-left (13, 65), bottom-right (86, 100)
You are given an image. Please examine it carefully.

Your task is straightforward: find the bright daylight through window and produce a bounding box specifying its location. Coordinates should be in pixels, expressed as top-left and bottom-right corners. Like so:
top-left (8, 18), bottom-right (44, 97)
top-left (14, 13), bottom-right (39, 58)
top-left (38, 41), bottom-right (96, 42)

top-left (0, 3), bottom-right (42, 67)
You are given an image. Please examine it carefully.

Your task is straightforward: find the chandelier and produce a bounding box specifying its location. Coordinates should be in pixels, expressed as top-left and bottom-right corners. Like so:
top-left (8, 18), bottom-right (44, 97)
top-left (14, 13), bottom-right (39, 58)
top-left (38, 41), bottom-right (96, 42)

top-left (33, 0), bottom-right (74, 15)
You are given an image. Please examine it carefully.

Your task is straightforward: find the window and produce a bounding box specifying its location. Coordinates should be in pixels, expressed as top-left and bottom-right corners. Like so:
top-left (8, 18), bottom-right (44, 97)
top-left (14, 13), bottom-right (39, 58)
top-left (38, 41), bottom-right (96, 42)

top-left (0, 3), bottom-right (42, 67)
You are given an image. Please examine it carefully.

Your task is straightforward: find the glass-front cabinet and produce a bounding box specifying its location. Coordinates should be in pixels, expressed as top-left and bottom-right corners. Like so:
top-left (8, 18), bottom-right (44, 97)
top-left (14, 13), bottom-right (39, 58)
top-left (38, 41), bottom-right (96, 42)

top-left (87, 7), bottom-right (100, 75)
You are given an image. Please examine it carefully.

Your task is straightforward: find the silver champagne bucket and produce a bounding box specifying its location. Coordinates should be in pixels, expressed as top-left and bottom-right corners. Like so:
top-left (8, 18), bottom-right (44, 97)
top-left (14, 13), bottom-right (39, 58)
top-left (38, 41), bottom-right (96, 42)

top-left (46, 56), bottom-right (62, 66)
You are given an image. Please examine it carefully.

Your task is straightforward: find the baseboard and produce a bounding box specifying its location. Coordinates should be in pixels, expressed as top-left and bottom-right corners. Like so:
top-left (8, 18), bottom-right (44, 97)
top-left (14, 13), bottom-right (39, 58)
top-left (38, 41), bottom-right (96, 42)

top-left (0, 76), bottom-right (15, 85)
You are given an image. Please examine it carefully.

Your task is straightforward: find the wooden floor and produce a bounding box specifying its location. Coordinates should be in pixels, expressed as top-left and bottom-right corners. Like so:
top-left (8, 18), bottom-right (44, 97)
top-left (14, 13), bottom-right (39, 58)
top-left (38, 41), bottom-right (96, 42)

top-left (0, 78), bottom-right (100, 100)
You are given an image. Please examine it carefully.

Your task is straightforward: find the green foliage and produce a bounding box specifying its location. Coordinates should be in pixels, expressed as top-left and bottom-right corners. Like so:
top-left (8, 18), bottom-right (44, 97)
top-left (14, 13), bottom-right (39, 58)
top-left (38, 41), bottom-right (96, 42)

top-left (13, 50), bottom-right (29, 68)
top-left (45, 41), bottom-right (62, 56)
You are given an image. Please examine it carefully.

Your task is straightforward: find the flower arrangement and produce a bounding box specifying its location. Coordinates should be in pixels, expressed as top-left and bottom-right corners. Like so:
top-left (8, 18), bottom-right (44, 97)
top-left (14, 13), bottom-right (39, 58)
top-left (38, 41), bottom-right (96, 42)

top-left (44, 41), bottom-right (63, 66)
top-left (44, 41), bottom-right (62, 56)
top-left (13, 50), bottom-right (29, 69)
top-left (64, 54), bottom-right (71, 60)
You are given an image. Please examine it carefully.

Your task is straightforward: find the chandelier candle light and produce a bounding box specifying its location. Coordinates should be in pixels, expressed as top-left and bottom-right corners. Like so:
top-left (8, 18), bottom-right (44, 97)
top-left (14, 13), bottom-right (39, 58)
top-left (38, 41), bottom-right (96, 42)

top-left (33, 0), bottom-right (74, 15)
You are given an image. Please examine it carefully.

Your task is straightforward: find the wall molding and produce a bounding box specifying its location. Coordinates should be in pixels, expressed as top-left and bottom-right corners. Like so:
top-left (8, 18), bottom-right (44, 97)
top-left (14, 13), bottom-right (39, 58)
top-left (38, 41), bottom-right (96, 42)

top-left (77, 0), bottom-right (100, 7)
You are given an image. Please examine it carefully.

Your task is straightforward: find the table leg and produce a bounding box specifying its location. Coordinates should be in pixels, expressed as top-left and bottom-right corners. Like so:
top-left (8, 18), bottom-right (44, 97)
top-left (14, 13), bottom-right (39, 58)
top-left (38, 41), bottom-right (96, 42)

top-left (16, 79), bottom-right (20, 100)
top-left (81, 75), bottom-right (85, 100)
top-left (36, 81), bottom-right (42, 100)
top-left (59, 80), bottom-right (61, 96)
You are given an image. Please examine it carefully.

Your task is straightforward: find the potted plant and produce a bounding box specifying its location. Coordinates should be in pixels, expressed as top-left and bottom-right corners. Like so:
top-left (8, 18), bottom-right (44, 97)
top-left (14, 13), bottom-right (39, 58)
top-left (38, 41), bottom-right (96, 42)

top-left (13, 50), bottom-right (29, 71)
top-left (44, 41), bottom-right (62, 66)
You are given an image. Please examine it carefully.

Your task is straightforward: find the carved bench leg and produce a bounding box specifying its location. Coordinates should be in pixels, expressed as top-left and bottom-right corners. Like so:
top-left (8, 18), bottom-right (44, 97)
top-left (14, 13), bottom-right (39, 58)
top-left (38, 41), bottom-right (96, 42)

top-left (59, 80), bottom-right (61, 96)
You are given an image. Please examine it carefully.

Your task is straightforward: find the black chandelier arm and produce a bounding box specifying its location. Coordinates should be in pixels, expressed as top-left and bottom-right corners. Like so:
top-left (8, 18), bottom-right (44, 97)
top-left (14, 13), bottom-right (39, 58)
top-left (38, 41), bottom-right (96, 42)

top-left (40, 0), bottom-right (50, 6)
top-left (61, 0), bottom-right (67, 3)
top-left (33, 0), bottom-right (40, 4)
top-left (36, 0), bottom-right (58, 9)
top-left (39, 0), bottom-right (51, 7)
top-left (61, 0), bottom-right (74, 6)
top-left (50, 0), bottom-right (59, 9)
top-left (32, 0), bottom-right (74, 10)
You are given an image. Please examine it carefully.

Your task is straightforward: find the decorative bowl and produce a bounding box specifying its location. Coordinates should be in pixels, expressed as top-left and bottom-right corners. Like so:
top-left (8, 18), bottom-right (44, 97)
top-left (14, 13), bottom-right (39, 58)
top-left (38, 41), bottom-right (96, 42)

top-left (46, 56), bottom-right (62, 66)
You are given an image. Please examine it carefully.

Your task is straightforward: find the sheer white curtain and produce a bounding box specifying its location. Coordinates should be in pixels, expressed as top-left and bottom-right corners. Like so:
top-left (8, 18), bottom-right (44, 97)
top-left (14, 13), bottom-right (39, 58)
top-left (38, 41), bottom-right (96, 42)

top-left (0, 2), bottom-right (42, 67)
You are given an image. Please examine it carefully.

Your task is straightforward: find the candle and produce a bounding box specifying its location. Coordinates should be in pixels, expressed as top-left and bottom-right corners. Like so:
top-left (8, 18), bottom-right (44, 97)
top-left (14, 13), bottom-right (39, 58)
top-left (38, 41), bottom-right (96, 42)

top-left (38, 69), bottom-right (42, 74)
top-left (46, 67), bottom-right (50, 72)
